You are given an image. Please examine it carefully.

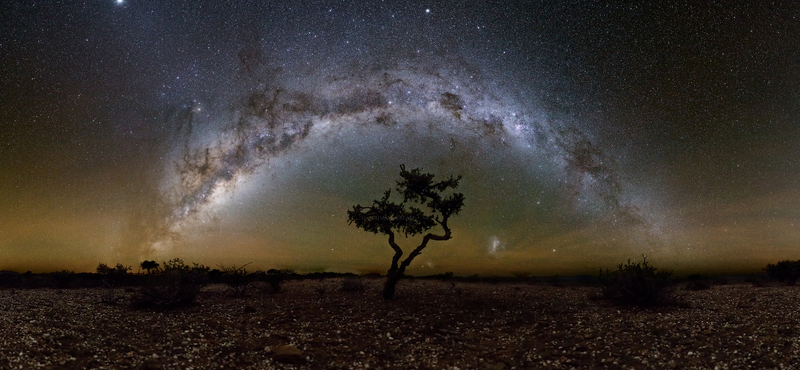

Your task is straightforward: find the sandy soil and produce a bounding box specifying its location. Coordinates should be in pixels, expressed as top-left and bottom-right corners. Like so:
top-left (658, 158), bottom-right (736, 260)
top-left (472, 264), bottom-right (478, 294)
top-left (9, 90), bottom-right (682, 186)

top-left (1, 279), bottom-right (799, 369)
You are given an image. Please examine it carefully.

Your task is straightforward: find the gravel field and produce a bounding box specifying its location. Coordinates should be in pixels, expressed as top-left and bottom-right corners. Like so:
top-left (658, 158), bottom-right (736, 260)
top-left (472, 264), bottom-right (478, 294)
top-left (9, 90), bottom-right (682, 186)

top-left (1, 279), bottom-right (799, 369)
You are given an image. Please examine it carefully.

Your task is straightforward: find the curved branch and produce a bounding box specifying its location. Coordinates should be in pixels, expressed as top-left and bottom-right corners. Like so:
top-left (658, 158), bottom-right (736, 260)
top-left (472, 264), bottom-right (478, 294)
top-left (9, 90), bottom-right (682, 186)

top-left (396, 216), bottom-right (452, 276)
top-left (387, 230), bottom-right (403, 275)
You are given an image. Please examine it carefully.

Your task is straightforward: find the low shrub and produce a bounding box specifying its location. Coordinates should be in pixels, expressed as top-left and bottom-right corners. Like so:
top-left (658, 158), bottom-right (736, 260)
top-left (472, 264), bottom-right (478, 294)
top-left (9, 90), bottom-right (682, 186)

top-left (131, 258), bottom-right (209, 309)
top-left (98, 282), bottom-right (122, 305)
top-left (264, 269), bottom-right (294, 293)
top-left (96, 263), bottom-right (131, 287)
top-left (598, 256), bottom-right (674, 307)
top-left (217, 263), bottom-right (254, 297)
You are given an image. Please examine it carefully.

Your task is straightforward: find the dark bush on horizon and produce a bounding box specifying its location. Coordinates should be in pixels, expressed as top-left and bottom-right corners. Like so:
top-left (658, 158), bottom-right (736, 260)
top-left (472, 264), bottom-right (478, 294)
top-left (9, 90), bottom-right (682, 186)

top-left (131, 258), bottom-right (209, 309)
top-left (598, 256), bottom-right (674, 307)
top-left (45, 270), bottom-right (73, 289)
top-left (97, 263), bottom-right (131, 287)
top-left (765, 260), bottom-right (800, 285)
top-left (217, 263), bottom-right (256, 297)
top-left (264, 269), bottom-right (295, 293)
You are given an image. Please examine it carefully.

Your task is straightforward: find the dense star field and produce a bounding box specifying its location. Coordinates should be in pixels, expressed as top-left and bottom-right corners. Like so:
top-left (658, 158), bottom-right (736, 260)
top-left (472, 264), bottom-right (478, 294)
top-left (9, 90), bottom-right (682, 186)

top-left (1, 1), bottom-right (799, 275)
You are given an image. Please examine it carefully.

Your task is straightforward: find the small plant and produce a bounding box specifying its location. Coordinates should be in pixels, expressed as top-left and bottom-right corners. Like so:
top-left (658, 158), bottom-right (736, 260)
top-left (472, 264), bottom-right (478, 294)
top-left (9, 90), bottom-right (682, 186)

top-left (314, 285), bottom-right (327, 296)
top-left (131, 258), bottom-right (209, 309)
top-left (340, 276), bottom-right (365, 292)
top-left (764, 260), bottom-right (800, 285)
top-left (218, 263), bottom-right (254, 297)
top-left (598, 256), bottom-right (674, 307)
top-left (98, 281), bottom-right (121, 305)
top-left (265, 269), bottom-right (294, 293)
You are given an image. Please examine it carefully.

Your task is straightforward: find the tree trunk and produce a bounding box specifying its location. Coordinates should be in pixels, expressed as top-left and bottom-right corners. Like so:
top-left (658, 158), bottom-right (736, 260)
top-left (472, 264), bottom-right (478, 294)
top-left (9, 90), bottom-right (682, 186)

top-left (382, 271), bottom-right (401, 300)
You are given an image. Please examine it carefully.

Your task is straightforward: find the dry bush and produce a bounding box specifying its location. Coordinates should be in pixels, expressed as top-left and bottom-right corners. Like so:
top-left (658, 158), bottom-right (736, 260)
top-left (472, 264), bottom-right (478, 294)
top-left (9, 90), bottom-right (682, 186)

top-left (598, 256), bottom-right (674, 307)
top-left (131, 258), bottom-right (209, 309)
top-left (217, 263), bottom-right (254, 297)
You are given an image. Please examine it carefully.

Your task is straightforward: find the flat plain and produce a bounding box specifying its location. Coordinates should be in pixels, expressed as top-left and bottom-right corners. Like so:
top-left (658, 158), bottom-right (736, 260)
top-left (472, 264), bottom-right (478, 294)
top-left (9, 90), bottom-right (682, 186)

top-left (1, 279), bottom-right (799, 369)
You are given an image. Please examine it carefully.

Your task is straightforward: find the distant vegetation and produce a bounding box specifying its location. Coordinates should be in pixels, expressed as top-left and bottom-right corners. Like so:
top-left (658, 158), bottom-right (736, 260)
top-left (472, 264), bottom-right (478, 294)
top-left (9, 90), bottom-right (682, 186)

top-left (131, 258), bottom-right (210, 309)
top-left (0, 257), bottom-right (796, 311)
top-left (764, 259), bottom-right (800, 285)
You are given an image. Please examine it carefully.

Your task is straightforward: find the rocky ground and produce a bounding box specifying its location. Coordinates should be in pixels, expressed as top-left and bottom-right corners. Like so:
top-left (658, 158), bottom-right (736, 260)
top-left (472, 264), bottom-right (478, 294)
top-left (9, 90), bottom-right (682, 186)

top-left (0, 278), bottom-right (799, 369)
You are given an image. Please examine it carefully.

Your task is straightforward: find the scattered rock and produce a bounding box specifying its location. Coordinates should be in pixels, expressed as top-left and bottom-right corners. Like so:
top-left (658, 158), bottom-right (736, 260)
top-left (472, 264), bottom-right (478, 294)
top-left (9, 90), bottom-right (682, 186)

top-left (142, 357), bottom-right (161, 370)
top-left (273, 344), bottom-right (304, 364)
top-left (3, 281), bottom-right (800, 369)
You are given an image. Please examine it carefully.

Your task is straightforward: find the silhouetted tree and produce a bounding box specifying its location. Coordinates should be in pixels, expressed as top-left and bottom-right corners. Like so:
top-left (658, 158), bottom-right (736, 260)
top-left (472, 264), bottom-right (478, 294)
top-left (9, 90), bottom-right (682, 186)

top-left (765, 260), bottom-right (800, 285)
top-left (348, 165), bottom-right (465, 299)
top-left (140, 260), bottom-right (160, 274)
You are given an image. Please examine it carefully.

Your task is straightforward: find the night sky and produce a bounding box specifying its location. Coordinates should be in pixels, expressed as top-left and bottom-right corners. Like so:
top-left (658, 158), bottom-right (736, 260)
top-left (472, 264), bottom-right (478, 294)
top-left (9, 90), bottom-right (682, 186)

top-left (2, 1), bottom-right (799, 275)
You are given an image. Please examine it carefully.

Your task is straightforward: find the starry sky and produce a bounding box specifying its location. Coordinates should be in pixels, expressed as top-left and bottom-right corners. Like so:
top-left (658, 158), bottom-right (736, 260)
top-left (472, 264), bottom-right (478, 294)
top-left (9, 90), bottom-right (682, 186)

top-left (1, 1), bottom-right (799, 275)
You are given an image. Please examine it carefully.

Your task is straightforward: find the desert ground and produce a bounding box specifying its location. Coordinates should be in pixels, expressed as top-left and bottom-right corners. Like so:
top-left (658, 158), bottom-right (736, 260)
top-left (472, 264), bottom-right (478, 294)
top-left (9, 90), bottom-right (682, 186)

top-left (1, 278), bottom-right (799, 369)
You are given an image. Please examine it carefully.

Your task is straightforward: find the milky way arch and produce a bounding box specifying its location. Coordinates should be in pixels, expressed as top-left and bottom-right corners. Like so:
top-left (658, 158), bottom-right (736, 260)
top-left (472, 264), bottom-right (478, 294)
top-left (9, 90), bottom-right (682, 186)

top-left (142, 56), bottom-right (643, 254)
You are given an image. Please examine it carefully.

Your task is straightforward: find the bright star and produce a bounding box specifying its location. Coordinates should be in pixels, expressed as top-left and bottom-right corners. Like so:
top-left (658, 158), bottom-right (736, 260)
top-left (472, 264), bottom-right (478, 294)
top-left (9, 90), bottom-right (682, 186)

top-left (116, 0), bottom-right (124, 5)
